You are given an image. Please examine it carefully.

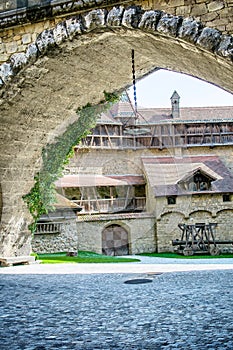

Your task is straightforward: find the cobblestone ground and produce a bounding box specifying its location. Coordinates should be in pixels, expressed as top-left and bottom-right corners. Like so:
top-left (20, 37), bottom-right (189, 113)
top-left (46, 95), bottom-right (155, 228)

top-left (1, 270), bottom-right (233, 350)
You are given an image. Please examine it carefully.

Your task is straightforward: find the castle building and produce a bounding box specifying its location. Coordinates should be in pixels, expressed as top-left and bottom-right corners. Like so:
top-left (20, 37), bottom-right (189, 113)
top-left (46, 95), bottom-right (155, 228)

top-left (32, 92), bottom-right (233, 255)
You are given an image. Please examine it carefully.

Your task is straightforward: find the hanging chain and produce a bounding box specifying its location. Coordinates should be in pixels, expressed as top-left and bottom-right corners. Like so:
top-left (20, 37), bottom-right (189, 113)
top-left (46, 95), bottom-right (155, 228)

top-left (131, 49), bottom-right (138, 117)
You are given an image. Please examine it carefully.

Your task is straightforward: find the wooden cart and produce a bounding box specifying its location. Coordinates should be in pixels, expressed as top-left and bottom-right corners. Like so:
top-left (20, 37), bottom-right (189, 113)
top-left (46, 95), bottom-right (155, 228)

top-left (172, 223), bottom-right (233, 256)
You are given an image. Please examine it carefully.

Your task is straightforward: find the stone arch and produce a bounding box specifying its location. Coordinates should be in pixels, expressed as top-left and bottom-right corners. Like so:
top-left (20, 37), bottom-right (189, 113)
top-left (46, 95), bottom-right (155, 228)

top-left (157, 211), bottom-right (185, 252)
top-left (1, 7), bottom-right (232, 94)
top-left (159, 210), bottom-right (185, 220)
top-left (189, 209), bottom-right (213, 222)
top-left (216, 208), bottom-right (233, 216)
top-left (102, 223), bottom-right (129, 256)
top-left (0, 5), bottom-right (233, 256)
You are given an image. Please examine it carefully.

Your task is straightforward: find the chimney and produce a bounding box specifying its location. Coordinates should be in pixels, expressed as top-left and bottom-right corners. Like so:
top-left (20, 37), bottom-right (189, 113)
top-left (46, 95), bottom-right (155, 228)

top-left (171, 90), bottom-right (180, 118)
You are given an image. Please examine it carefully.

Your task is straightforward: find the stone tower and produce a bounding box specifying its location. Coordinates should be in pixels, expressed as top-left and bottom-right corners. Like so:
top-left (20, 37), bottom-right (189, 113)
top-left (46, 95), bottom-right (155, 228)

top-left (171, 90), bottom-right (180, 118)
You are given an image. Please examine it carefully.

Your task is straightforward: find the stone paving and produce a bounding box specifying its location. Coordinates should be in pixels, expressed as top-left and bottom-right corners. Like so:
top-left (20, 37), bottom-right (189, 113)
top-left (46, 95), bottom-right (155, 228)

top-left (1, 268), bottom-right (233, 349)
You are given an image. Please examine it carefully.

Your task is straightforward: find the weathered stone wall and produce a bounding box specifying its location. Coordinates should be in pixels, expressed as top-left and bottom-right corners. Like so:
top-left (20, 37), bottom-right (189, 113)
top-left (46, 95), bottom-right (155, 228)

top-left (145, 0), bottom-right (233, 33)
top-left (0, 2), bottom-right (232, 257)
top-left (156, 192), bottom-right (233, 219)
top-left (156, 194), bottom-right (233, 252)
top-left (69, 146), bottom-right (233, 182)
top-left (0, 19), bottom-right (58, 64)
top-left (68, 148), bottom-right (147, 175)
top-left (32, 219), bottom-right (78, 253)
top-left (77, 213), bottom-right (156, 254)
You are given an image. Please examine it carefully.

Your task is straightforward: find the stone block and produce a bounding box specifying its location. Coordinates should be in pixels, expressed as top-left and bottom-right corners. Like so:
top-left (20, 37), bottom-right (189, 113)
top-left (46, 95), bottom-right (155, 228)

top-left (178, 17), bottom-right (203, 42)
top-left (53, 22), bottom-right (68, 45)
top-left (226, 23), bottom-right (233, 32)
top-left (207, 1), bottom-right (225, 12)
top-left (25, 43), bottom-right (39, 63)
top-left (138, 10), bottom-right (162, 31)
top-left (0, 255), bottom-right (35, 267)
top-left (22, 33), bottom-right (32, 45)
top-left (122, 6), bottom-right (143, 29)
top-left (17, 45), bottom-right (26, 52)
top-left (36, 29), bottom-right (55, 54)
top-left (200, 12), bottom-right (218, 22)
top-left (66, 17), bottom-right (83, 39)
top-left (0, 62), bottom-right (13, 83)
top-left (107, 6), bottom-right (124, 27)
top-left (175, 5), bottom-right (192, 16)
top-left (157, 13), bottom-right (182, 37)
top-left (83, 9), bottom-right (107, 32)
top-left (191, 3), bottom-right (207, 17)
top-left (13, 35), bottom-right (21, 41)
top-left (5, 41), bottom-right (18, 54)
top-left (217, 35), bottom-right (233, 59)
top-left (169, 0), bottom-right (184, 6)
top-left (197, 27), bottom-right (221, 51)
top-left (0, 43), bottom-right (6, 54)
top-left (34, 22), bottom-right (46, 34)
top-left (10, 52), bottom-right (27, 73)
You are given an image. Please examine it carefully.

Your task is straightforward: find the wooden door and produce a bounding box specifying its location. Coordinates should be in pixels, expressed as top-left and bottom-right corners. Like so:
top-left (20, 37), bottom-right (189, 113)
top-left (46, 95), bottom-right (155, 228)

top-left (102, 224), bottom-right (129, 256)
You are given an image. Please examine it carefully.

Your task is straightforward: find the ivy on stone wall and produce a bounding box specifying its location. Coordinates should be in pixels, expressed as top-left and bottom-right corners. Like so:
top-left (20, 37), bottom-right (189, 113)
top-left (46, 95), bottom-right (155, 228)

top-left (23, 91), bottom-right (119, 232)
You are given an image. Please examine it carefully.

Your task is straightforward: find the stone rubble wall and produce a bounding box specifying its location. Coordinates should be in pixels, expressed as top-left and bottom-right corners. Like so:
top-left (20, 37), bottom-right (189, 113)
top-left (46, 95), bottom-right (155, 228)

top-left (156, 194), bottom-right (233, 252)
top-left (32, 219), bottom-right (78, 253)
top-left (145, 0), bottom-right (233, 33)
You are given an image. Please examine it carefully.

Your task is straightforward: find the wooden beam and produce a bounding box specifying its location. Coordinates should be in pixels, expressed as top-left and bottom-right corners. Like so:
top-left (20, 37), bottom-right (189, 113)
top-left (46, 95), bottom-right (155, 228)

top-left (104, 125), bottom-right (113, 148)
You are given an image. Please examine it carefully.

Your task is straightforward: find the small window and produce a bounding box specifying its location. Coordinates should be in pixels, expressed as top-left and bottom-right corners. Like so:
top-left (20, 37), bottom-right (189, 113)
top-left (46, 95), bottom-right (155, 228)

top-left (223, 194), bottom-right (231, 202)
top-left (167, 196), bottom-right (176, 205)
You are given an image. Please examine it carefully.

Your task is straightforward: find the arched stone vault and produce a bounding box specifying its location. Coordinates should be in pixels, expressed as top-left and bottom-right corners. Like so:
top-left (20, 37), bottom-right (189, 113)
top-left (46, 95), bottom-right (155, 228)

top-left (0, 6), bottom-right (232, 256)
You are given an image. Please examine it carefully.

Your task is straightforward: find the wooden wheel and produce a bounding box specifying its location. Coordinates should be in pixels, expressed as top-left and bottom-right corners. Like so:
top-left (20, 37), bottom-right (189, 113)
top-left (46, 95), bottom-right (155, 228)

top-left (183, 247), bottom-right (194, 256)
top-left (210, 246), bottom-right (220, 256)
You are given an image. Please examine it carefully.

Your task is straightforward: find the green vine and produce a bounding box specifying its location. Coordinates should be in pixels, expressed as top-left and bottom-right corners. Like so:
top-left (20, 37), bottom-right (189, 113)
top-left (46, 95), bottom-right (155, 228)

top-left (23, 91), bottom-right (119, 232)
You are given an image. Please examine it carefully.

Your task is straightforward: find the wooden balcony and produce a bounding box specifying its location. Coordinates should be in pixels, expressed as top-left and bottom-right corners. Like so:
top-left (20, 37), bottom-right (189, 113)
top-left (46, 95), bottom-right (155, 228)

top-left (73, 197), bottom-right (146, 214)
top-left (35, 222), bottom-right (64, 234)
top-left (77, 121), bottom-right (233, 150)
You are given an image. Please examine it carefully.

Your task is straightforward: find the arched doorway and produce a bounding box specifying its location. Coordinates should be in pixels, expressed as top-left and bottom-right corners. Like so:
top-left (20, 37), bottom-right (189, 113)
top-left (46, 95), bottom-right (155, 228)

top-left (102, 224), bottom-right (129, 256)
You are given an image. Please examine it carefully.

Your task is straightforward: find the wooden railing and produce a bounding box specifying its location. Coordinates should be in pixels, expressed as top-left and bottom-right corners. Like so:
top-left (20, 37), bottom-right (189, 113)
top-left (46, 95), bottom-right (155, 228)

top-left (35, 222), bottom-right (63, 234)
top-left (73, 197), bottom-right (146, 213)
top-left (78, 122), bottom-right (233, 150)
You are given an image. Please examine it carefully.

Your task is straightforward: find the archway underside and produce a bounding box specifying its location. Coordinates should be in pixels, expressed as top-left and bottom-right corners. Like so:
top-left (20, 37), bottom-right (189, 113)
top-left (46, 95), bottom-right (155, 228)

top-left (0, 25), bottom-right (232, 256)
